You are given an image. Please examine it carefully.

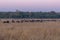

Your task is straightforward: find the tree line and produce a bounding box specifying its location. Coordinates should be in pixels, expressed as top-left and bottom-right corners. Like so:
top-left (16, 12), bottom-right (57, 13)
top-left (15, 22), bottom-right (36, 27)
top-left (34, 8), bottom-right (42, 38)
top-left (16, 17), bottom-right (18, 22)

top-left (0, 11), bottom-right (60, 18)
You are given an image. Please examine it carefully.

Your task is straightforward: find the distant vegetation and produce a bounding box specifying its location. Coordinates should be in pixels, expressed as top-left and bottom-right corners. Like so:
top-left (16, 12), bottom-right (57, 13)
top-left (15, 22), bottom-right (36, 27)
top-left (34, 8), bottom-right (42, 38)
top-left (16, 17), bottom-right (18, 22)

top-left (0, 11), bottom-right (60, 18)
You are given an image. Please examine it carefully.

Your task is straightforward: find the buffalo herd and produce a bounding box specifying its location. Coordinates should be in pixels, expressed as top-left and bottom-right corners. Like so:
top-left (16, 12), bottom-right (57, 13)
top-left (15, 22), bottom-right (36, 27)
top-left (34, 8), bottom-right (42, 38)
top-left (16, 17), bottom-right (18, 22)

top-left (1, 19), bottom-right (57, 23)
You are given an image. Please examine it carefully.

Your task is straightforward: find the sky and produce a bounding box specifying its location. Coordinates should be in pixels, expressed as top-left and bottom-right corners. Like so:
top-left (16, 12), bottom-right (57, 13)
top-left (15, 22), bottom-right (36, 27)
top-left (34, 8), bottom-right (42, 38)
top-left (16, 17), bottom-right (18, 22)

top-left (0, 0), bottom-right (60, 12)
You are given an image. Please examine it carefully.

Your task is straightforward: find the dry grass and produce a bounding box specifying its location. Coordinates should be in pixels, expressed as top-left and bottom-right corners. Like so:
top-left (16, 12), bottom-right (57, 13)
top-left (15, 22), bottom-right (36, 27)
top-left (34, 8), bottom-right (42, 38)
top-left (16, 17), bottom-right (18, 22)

top-left (0, 21), bottom-right (60, 40)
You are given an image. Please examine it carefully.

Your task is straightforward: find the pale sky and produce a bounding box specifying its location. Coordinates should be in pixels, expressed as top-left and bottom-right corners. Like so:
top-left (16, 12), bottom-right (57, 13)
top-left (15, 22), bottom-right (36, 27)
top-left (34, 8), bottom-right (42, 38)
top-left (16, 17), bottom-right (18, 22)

top-left (0, 0), bottom-right (60, 12)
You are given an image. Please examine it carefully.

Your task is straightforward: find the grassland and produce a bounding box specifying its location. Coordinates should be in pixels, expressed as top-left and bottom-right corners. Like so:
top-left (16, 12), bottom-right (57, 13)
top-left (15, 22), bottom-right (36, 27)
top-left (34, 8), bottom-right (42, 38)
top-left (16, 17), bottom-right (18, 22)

top-left (0, 21), bottom-right (60, 40)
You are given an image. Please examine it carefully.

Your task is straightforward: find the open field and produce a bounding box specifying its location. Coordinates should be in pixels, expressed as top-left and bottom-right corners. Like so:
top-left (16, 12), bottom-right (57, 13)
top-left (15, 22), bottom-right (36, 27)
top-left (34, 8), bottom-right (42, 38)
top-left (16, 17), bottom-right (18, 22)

top-left (0, 21), bottom-right (60, 40)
